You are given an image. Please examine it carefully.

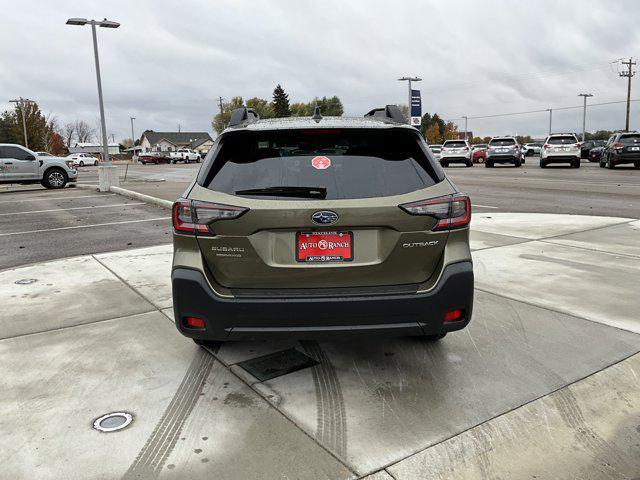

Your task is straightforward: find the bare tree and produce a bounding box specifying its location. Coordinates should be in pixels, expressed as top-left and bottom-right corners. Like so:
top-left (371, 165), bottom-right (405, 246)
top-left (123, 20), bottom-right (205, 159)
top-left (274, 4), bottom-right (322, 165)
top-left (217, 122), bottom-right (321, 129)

top-left (61, 122), bottom-right (75, 148)
top-left (74, 120), bottom-right (95, 143)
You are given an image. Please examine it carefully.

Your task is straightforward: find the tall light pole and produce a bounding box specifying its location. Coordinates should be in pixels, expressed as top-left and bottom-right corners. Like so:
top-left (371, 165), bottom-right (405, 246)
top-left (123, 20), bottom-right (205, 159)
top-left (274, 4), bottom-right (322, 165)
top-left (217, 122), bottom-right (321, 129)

top-left (462, 115), bottom-right (468, 141)
top-left (66, 17), bottom-right (120, 191)
top-left (9, 98), bottom-right (35, 149)
top-left (578, 93), bottom-right (593, 142)
top-left (130, 116), bottom-right (136, 160)
top-left (546, 108), bottom-right (553, 136)
top-left (398, 76), bottom-right (422, 125)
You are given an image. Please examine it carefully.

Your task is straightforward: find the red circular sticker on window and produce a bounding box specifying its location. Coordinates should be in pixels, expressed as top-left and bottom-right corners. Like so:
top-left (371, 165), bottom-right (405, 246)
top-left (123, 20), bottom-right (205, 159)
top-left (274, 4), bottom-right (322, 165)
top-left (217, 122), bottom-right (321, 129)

top-left (311, 156), bottom-right (331, 170)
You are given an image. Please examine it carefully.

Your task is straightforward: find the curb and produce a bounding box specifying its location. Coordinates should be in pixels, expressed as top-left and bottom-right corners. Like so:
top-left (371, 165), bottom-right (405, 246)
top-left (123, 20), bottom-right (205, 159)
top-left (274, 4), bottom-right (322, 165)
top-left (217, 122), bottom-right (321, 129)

top-left (110, 185), bottom-right (173, 209)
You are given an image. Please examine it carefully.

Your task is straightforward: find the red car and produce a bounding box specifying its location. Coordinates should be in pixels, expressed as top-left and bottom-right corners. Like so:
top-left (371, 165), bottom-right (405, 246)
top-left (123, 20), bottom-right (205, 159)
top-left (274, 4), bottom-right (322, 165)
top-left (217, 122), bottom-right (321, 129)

top-left (472, 144), bottom-right (487, 163)
top-left (139, 153), bottom-right (171, 165)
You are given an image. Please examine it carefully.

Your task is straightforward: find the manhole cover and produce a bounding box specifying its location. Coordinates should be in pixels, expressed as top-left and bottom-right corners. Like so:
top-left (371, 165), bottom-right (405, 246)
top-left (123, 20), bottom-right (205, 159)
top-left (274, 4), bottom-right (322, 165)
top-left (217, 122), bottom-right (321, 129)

top-left (15, 278), bottom-right (38, 285)
top-left (238, 348), bottom-right (318, 382)
top-left (93, 412), bottom-right (133, 432)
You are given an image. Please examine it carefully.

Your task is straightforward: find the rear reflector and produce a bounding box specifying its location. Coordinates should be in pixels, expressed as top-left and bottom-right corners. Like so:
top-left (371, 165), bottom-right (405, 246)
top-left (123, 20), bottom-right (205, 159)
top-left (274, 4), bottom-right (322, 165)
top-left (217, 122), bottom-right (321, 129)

top-left (399, 194), bottom-right (471, 231)
top-left (184, 316), bottom-right (206, 329)
top-left (173, 198), bottom-right (248, 235)
top-left (444, 309), bottom-right (463, 322)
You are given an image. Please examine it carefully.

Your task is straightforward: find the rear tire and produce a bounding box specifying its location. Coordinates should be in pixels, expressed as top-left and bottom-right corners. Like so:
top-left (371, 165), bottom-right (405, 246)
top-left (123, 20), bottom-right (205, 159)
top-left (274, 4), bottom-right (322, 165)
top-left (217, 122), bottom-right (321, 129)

top-left (42, 167), bottom-right (68, 189)
top-left (485, 160), bottom-right (493, 168)
top-left (514, 159), bottom-right (522, 167)
top-left (466, 161), bottom-right (473, 167)
top-left (573, 159), bottom-right (581, 168)
top-left (607, 159), bottom-right (615, 169)
top-left (635, 161), bottom-right (640, 169)
top-left (94, 160), bottom-right (98, 166)
top-left (79, 161), bottom-right (84, 167)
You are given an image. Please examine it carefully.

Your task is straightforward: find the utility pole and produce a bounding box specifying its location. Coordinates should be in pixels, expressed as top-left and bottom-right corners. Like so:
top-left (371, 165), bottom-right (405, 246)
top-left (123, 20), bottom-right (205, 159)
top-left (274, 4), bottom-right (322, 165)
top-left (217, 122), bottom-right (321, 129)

top-left (130, 117), bottom-right (136, 158)
top-left (578, 93), bottom-right (593, 142)
top-left (9, 98), bottom-right (35, 149)
top-left (462, 116), bottom-right (468, 141)
top-left (218, 96), bottom-right (224, 114)
top-left (619, 57), bottom-right (636, 131)
top-left (178, 124), bottom-right (181, 133)
top-left (546, 108), bottom-right (553, 136)
top-left (398, 76), bottom-right (422, 125)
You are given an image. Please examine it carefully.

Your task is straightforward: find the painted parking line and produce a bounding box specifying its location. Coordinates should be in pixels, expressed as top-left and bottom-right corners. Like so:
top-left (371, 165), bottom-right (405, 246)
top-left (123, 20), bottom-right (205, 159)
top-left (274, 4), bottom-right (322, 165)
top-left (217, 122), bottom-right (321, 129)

top-left (0, 202), bottom-right (146, 216)
top-left (0, 193), bottom-right (116, 204)
top-left (472, 204), bottom-right (498, 209)
top-left (0, 217), bottom-right (168, 237)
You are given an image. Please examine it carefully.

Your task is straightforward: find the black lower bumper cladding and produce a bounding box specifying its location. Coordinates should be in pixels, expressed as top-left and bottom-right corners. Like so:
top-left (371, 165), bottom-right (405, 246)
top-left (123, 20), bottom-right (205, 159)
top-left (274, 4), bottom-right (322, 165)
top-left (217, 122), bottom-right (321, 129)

top-left (172, 261), bottom-right (474, 341)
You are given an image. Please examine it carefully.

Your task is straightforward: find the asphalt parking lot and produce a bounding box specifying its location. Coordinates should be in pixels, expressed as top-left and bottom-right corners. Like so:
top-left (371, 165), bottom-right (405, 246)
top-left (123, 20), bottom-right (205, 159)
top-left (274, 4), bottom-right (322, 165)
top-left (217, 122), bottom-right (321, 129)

top-left (0, 186), bottom-right (171, 270)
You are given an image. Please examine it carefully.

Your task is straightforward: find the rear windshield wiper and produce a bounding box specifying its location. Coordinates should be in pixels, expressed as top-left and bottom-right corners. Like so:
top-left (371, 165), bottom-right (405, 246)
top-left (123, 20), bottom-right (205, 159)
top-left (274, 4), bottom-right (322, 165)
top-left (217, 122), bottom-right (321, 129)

top-left (234, 186), bottom-right (327, 199)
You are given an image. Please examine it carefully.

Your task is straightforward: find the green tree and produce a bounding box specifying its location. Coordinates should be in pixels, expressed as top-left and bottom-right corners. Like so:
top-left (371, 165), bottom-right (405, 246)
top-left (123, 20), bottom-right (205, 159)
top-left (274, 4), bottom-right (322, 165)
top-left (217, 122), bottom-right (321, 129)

top-left (211, 96), bottom-right (244, 134)
top-left (246, 97), bottom-right (274, 119)
top-left (313, 96), bottom-right (344, 116)
top-left (290, 102), bottom-right (313, 116)
top-left (0, 110), bottom-right (19, 144)
top-left (272, 84), bottom-right (291, 117)
top-left (8, 101), bottom-right (52, 151)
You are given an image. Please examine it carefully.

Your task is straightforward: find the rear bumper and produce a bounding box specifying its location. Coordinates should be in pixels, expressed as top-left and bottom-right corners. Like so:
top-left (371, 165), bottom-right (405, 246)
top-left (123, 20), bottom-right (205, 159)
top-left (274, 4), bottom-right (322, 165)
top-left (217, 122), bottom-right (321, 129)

top-left (611, 153), bottom-right (640, 164)
top-left (172, 261), bottom-right (474, 341)
top-left (542, 155), bottom-right (580, 164)
top-left (487, 154), bottom-right (519, 163)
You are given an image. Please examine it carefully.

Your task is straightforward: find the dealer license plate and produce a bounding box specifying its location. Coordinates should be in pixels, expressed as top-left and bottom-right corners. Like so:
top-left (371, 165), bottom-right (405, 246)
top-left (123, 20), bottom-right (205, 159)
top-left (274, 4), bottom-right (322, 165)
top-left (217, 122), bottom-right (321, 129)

top-left (296, 231), bottom-right (353, 263)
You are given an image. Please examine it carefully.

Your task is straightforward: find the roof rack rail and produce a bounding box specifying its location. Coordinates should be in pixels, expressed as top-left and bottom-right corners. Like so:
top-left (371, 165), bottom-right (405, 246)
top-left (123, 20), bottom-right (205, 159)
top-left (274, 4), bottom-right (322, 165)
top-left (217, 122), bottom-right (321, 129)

top-left (229, 107), bottom-right (260, 127)
top-left (364, 105), bottom-right (406, 124)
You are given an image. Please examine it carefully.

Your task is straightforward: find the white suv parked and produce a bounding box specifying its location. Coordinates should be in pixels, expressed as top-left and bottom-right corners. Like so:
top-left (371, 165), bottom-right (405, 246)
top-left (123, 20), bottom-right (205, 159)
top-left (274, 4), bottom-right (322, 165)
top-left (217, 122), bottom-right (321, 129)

top-left (485, 137), bottom-right (522, 168)
top-left (540, 134), bottom-right (581, 168)
top-left (1, 144), bottom-right (78, 189)
top-left (440, 140), bottom-right (472, 167)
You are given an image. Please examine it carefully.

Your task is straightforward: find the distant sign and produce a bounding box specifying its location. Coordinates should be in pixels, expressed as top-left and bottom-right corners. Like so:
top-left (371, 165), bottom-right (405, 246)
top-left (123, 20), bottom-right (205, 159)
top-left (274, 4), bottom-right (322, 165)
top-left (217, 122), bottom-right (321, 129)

top-left (410, 89), bottom-right (422, 127)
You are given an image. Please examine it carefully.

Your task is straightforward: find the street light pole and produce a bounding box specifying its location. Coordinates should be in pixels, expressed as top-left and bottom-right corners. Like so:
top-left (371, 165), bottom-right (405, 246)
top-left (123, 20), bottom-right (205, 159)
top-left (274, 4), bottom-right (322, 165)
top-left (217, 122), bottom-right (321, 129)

top-left (9, 98), bottom-right (34, 149)
top-left (546, 108), bottom-right (553, 136)
top-left (578, 93), bottom-right (593, 142)
top-left (398, 76), bottom-right (422, 125)
top-left (462, 116), bottom-right (468, 141)
top-left (66, 17), bottom-right (120, 191)
top-left (130, 116), bottom-right (136, 160)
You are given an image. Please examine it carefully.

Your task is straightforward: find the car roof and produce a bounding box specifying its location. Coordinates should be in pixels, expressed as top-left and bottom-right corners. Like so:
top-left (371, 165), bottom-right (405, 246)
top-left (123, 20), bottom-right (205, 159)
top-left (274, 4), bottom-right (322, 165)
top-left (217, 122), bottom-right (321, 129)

top-left (223, 116), bottom-right (418, 133)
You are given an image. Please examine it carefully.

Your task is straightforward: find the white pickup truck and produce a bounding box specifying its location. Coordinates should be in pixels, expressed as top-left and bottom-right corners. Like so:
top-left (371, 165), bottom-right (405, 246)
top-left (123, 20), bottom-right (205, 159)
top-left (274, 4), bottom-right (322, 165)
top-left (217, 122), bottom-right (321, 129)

top-left (0, 143), bottom-right (77, 189)
top-left (170, 148), bottom-right (200, 163)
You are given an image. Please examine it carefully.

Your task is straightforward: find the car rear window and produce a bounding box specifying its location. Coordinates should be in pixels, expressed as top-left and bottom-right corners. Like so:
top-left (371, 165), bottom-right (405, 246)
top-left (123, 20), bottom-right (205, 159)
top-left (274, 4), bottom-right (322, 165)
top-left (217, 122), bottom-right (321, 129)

top-left (489, 138), bottom-right (516, 146)
top-left (619, 134), bottom-right (640, 144)
top-left (443, 141), bottom-right (466, 148)
top-left (202, 129), bottom-right (439, 200)
top-left (548, 136), bottom-right (577, 145)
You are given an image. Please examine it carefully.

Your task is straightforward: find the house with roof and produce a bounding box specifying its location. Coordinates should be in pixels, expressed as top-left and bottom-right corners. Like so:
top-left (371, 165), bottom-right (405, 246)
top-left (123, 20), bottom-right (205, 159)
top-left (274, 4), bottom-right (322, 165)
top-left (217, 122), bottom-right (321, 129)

top-left (139, 130), bottom-right (214, 156)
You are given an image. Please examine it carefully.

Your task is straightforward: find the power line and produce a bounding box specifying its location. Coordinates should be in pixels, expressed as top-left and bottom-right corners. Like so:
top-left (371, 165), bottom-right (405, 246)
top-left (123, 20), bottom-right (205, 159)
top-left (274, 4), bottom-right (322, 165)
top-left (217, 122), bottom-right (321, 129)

top-left (448, 98), bottom-right (639, 121)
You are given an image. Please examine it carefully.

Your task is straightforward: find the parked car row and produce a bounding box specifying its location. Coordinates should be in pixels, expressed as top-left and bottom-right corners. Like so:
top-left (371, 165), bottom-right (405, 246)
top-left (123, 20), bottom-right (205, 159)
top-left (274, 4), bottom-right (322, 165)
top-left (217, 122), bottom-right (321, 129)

top-left (139, 148), bottom-right (202, 165)
top-left (429, 132), bottom-right (640, 169)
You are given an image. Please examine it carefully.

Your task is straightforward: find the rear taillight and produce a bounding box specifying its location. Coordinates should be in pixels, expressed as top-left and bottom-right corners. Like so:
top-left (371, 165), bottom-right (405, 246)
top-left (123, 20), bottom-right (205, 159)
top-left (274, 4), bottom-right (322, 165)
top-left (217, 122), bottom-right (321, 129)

top-left (399, 194), bottom-right (471, 231)
top-left (543, 144), bottom-right (551, 149)
top-left (614, 143), bottom-right (623, 149)
top-left (463, 147), bottom-right (469, 151)
top-left (172, 199), bottom-right (248, 235)
top-left (574, 144), bottom-right (581, 148)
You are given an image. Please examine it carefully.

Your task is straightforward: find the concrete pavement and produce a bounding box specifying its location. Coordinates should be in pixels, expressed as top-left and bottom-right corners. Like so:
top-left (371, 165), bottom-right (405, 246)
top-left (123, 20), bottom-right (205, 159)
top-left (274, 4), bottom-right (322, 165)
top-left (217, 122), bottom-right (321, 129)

top-left (2, 212), bottom-right (640, 479)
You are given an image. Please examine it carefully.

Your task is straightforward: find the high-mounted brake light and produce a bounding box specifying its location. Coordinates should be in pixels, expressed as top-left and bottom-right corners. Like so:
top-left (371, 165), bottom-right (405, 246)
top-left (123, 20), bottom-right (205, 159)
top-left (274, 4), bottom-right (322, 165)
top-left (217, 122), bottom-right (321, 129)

top-left (399, 194), bottom-right (471, 231)
top-left (172, 199), bottom-right (248, 235)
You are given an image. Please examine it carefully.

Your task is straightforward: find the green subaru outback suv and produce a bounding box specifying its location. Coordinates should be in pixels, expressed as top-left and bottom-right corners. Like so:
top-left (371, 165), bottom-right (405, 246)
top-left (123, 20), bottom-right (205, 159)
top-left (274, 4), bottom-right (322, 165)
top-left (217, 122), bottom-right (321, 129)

top-left (171, 105), bottom-right (474, 343)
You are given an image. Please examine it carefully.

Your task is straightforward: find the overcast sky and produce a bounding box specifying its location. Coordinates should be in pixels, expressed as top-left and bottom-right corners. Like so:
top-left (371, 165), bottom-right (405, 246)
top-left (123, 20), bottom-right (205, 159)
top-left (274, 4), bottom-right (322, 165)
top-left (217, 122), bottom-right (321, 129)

top-left (1, 0), bottom-right (639, 141)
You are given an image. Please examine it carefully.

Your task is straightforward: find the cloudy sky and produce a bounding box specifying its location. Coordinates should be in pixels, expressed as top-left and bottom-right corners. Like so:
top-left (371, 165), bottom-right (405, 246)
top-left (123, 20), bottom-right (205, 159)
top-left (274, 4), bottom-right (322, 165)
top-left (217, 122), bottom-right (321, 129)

top-left (1, 0), bottom-right (639, 141)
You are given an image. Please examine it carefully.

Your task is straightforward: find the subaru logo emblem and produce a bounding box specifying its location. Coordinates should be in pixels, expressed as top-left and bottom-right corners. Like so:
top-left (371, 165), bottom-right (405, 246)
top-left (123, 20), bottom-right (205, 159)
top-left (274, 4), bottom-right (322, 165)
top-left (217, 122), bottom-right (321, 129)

top-left (311, 210), bottom-right (339, 226)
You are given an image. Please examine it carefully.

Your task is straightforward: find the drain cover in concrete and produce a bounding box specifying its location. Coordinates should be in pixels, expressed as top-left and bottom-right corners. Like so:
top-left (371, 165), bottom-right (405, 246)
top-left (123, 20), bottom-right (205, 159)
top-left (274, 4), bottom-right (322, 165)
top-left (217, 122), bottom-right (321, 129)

top-left (238, 348), bottom-right (318, 381)
top-left (93, 412), bottom-right (133, 432)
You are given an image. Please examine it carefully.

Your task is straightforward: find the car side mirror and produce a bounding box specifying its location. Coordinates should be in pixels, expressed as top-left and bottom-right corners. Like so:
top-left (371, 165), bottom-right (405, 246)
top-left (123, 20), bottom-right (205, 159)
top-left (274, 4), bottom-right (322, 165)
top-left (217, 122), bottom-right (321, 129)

top-left (25, 155), bottom-right (36, 161)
